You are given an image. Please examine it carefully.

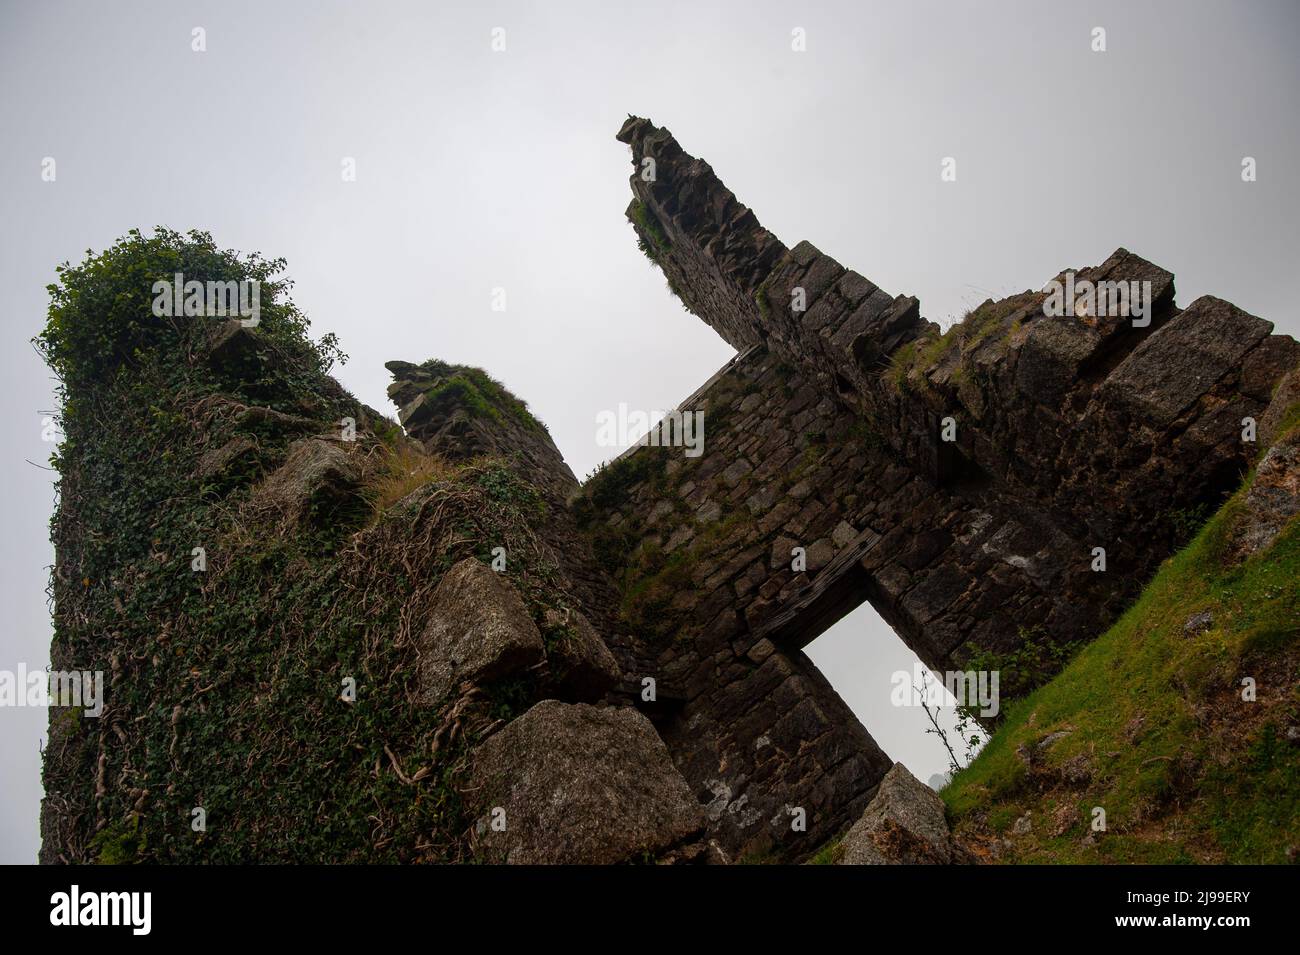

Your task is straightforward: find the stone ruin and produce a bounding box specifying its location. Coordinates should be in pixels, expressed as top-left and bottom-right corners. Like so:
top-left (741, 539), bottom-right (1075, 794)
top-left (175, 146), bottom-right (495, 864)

top-left (384, 116), bottom-right (1300, 862)
top-left (40, 116), bottom-right (1300, 866)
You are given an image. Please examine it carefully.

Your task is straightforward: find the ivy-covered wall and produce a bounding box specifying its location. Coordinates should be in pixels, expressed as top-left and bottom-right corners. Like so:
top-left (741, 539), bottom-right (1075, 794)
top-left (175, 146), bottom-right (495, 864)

top-left (37, 231), bottom-right (635, 863)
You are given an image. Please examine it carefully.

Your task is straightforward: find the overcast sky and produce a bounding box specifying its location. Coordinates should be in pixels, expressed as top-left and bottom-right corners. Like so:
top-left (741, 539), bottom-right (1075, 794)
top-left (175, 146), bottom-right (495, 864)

top-left (2, 0), bottom-right (1296, 864)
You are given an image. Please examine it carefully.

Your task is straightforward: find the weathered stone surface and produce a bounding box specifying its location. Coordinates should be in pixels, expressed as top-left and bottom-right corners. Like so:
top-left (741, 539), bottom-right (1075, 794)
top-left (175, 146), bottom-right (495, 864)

top-left (386, 378), bottom-right (423, 407)
top-left (196, 435), bottom-right (256, 481)
top-left (383, 359), bottom-right (420, 376)
top-left (256, 437), bottom-right (359, 521)
top-left (543, 607), bottom-right (620, 702)
top-left (1241, 334), bottom-right (1300, 402)
top-left (1100, 296), bottom-right (1272, 427)
top-left (1260, 366), bottom-right (1300, 448)
top-left (805, 538), bottom-right (836, 573)
top-left (838, 763), bottom-right (953, 865)
top-left (417, 559), bottom-right (545, 705)
top-left (1016, 317), bottom-right (1101, 407)
top-left (1234, 426), bottom-right (1300, 560)
top-left (397, 390), bottom-right (434, 428)
top-left (205, 318), bottom-right (258, 369)
top-left (465, 700), bottom-right (706, 864)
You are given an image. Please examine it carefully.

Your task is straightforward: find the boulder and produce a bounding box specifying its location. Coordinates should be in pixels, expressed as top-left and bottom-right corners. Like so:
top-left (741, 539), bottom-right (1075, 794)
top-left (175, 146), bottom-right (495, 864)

top-left (1100, 296), bottom-right (1272, 428)
top-left (196, 435), bottom-right (257, 482)
top-left (1240, 335), bottom-right (1300, 403)
top-left (417, 559), bottom-right (545, 705)
top-left (1016, 317), bottom-right (1100, 407)
top-left (464, 700), bottom-right (705, 864)
top-left (542, 607), bottom-right (620, 702)
top-left (838, 762), bottom-right (954, 865)
top-left (205, 318), bottom-right (260, 372)
top-left (386, 379), bottom-right (424, 408)
top-left (256, 438), bottom-right (359, 522)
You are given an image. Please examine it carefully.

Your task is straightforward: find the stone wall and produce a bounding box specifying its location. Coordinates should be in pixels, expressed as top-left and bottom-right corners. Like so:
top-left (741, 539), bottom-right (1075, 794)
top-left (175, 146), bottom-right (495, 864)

top-left (619, 116), bottom-right (1299, 550)
top-left (573, 342), bottom-right (1121, 857)
top-left (584, 116), bottom-right (1300, 860)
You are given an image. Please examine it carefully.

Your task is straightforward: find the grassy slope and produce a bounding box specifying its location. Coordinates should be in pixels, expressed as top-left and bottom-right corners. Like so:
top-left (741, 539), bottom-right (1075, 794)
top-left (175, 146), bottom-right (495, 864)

top-left (943, 438), bottom-right (1300, 863)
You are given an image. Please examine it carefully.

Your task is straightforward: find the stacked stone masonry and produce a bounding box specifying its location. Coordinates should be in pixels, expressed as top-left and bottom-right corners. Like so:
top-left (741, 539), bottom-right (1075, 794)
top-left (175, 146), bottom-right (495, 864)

top-left (380, 119), bottom-right (1299, 863)
top-left (568, 117), bottom-right (1300, 860)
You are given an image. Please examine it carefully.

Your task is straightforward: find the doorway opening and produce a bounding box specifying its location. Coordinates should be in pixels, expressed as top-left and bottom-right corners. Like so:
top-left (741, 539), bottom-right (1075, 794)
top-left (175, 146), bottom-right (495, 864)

top-left (804, 601), bottom-right (987, 789)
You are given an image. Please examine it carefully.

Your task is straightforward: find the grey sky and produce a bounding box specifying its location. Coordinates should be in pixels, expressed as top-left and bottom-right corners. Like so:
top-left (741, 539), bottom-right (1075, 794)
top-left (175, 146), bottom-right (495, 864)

top-left (2, 0), bottom-right (1296, 863)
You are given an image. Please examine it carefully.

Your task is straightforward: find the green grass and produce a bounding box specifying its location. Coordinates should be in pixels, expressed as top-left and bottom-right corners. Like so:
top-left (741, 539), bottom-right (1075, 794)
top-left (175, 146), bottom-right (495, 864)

top-left (806, 838), bottom-right (842, 865)
top-left (943, 449), bottom-right (1300, 863)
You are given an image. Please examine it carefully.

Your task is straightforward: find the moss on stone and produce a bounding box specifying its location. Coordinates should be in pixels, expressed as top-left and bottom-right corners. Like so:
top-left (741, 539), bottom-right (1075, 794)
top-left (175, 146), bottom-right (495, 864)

top-left (573, 449), bottom-right (669, 528)
top-left (416, 359), bottom-right (546, 434)
top-left (755, 278), bottom-right (772, 320)
top-left (629, 199), bottom-right (671, 260)
top-left (90, 819), bottom-right (146, 865)
top-left (886, 292), bottom-right (1037, 395)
